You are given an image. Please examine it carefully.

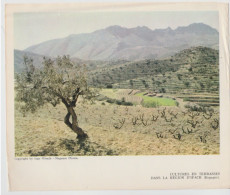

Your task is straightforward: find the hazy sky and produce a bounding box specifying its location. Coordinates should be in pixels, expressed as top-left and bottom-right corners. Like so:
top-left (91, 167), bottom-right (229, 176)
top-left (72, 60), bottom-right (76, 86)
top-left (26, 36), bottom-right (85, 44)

top-left (14, 11), bottom-right (218, 50)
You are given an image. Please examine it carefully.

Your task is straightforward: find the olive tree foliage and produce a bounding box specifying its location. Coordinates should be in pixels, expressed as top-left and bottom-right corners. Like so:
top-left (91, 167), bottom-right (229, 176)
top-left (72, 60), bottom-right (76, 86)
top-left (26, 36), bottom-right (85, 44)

top-left (15, 55), bottom-right (96, 139)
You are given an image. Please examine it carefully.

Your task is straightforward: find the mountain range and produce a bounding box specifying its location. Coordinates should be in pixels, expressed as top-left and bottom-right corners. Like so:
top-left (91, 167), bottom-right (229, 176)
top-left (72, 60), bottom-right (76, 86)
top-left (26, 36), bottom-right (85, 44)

top-left (23, 23), bottom-right (218, 61)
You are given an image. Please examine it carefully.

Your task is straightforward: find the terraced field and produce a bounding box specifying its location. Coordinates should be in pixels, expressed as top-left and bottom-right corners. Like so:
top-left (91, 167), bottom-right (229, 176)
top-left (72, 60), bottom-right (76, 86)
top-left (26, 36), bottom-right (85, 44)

top-left (90, 47), bottom-right (219, 107)
top-left (136, 92), bottom-right (177, 107)
top-left (177, 94), bottom-right (219, 107)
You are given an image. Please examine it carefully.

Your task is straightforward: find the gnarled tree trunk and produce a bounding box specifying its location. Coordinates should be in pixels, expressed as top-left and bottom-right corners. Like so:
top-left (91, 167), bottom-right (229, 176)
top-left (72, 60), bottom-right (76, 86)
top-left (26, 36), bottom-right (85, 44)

top-left (64, 106), bottom-right (88, 139)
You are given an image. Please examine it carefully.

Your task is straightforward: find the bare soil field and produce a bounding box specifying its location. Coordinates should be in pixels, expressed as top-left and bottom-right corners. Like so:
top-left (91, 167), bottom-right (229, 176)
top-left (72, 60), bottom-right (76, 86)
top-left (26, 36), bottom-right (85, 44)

top-left (15, 93), bottom-right (219, 156)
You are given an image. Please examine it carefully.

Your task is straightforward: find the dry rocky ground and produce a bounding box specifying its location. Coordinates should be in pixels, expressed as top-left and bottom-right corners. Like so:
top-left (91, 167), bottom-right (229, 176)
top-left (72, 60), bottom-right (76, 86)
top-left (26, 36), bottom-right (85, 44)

top-left (15, 96), bottom-right (219, 156)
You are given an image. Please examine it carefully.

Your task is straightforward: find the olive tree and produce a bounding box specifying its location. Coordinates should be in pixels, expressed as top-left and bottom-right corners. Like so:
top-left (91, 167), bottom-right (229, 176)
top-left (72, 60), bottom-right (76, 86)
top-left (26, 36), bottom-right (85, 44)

top-left (15, 55), bottom-right (96, 139)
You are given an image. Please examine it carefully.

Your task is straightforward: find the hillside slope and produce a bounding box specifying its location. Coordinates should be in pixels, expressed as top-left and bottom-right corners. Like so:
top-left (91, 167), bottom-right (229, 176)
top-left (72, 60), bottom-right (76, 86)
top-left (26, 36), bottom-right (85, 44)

top-left (89, 46), bottom-right (219, 106)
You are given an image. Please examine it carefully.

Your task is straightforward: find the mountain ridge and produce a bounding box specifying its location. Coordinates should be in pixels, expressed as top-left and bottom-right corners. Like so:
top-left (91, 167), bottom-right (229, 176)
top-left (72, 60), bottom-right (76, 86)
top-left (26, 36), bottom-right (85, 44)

top-left (24, 23), bottom-right (218, 61)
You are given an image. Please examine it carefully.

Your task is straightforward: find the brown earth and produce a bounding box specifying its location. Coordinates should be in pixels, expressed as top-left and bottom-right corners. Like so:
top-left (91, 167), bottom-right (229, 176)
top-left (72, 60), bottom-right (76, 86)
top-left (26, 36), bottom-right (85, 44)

top-left (15, 97), bottom-right (219, 156)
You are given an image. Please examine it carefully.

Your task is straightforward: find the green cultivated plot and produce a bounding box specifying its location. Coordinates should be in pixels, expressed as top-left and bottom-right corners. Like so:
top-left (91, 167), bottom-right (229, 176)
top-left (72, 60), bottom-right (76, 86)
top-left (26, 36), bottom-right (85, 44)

top-left (136, 92), bottom-right (176, 107)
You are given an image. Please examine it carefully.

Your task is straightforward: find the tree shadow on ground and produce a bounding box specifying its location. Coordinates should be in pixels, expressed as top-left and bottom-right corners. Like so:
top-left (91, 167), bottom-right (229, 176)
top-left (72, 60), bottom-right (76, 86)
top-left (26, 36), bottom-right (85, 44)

top-left (59, 138), bottom-right (117, 156)
top-left (27, 138), bottom-right (117, 156)
top-left (28, 141), bottom-right (58, 156)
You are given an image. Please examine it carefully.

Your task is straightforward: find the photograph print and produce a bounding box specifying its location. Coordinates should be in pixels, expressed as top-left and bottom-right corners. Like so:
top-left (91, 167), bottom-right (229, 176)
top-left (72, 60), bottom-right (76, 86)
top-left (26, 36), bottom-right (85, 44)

top-left (14, 10), bottom-right (220, 156)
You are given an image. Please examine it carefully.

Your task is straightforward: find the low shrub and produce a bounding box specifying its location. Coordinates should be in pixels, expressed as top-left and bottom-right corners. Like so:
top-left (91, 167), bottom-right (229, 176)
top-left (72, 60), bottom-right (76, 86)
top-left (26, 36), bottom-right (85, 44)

top-left (116, 100), bottom-right (133, 106)
top-left (185, 104), bottom-right (214, 113)
top-left (106, 98), bottom-right (133, 106)
top-left (176, 101), bottom-right (179, 107)
top-left (106, 99), bottom-right (115, 104)
top-left (106, 84), bottom-right (113, 88)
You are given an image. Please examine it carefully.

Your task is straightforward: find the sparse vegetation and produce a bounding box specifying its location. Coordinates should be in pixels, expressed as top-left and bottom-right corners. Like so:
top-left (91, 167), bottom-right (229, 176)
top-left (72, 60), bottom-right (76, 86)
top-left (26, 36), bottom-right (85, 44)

top-left (15, 102), bottom-right (219, 156)
top-left (14, 46), bottom-right (219, 156)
